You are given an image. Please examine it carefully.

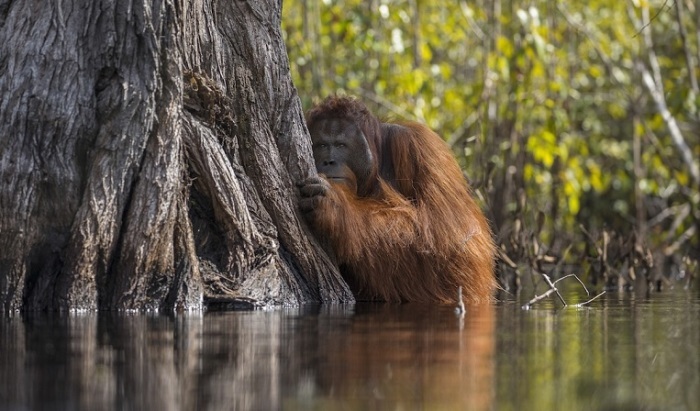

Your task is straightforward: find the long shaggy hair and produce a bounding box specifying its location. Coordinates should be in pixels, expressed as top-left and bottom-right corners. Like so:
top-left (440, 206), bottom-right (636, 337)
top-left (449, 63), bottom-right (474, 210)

top-left (306, 96), bottom-right (496, 304)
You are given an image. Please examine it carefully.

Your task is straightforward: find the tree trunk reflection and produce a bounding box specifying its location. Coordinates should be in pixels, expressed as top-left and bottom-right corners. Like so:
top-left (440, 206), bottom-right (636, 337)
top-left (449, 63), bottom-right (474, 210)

top-left (0, 306), bottom-right (495, 410)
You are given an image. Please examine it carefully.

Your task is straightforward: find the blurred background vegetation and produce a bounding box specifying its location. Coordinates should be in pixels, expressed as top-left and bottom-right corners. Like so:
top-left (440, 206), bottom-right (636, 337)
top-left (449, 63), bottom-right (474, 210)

top-left (282, 0), bottom-right (699, 292)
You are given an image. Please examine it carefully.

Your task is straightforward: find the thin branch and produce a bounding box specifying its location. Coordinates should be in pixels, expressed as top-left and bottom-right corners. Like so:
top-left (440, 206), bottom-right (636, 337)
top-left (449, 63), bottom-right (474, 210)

top-left (638, 2), bottom-right (665, 93)
top-left (696, 0), bottom-right (700, 65)
top-left (630, 1), bottom-right (700, 186)
top-left (633, 0), bottom-right (671, 38)
top-left (575, 291), bottom-right (606, 307)
top-left (356, 89), bottom-right (417, 121)
top-left (553, 274), bottom-right (591, 296)
top-left (455, 286), bottom-right (466, 315)
top-left (498, 247), bottom-right (519, 269)
top-left (579, 224), bottom-right (603, 256)
top-left (522, 287), bottom-right (559, 309)
top-left (459, 1), bottom-right (486, 40)
top-left (522, 273), bottom-right (605, 310)
top-left (674, 0), bottom-right (700, 94)
top-left (637, 62), bottom-right (700, 185)
top-left (447, 111), bottom-right (480, 147)
top-left (541, 273), bottom-right (567, 306)
top-left (647, 203), bottom-right (690, 227)
top-left (664, 225), bottom-right (697, 256)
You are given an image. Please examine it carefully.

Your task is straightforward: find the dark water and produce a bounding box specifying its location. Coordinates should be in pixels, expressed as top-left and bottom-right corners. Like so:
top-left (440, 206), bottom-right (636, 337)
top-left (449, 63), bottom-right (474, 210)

top-left (1, 289), bottom-right (698, 411)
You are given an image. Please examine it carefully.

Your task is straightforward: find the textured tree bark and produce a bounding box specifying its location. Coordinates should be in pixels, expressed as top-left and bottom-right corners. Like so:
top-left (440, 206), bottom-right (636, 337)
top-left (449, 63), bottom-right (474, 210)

top-left (0, 0), bottom-right (353, 311)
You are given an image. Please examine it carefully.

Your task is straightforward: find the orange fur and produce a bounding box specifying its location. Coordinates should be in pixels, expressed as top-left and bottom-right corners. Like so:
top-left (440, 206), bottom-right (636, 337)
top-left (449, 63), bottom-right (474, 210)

top-left (305, 97), bottom-right (495, 304)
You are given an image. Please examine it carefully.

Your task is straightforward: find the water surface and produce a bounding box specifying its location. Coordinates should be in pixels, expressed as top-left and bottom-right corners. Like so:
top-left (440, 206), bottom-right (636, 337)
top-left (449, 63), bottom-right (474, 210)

top-left (1, 289), bottom-right (698, 410)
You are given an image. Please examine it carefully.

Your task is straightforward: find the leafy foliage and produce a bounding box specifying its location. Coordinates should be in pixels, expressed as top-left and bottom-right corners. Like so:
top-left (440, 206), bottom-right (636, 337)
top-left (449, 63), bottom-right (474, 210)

top-left (283, 0), bottom-right (699, 288)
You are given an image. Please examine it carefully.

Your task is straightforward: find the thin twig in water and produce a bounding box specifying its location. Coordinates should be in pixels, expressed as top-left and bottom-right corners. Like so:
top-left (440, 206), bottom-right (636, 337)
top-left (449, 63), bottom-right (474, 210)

top-left (522, 273), bottom-right (604, 310)
top-left (522, 288), bottom-right (559, 309)
top-left (575, 291), bottom-right (606, 307)
top-left (553, 274), bottom-right (591, 296)
top-left (541, 273), bottom-right (567, 306)
top-left (455, 286), bottom-right (466, 315)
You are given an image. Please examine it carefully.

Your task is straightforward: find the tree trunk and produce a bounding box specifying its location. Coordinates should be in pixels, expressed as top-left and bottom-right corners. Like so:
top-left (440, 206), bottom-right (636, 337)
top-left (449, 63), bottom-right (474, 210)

top-left (0, 0), bottom-right (353, 311)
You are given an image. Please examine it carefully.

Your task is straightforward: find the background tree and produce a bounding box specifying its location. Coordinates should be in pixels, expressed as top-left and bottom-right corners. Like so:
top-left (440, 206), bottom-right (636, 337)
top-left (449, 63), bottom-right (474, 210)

top-left (0, 0), bottom-right (353, 311)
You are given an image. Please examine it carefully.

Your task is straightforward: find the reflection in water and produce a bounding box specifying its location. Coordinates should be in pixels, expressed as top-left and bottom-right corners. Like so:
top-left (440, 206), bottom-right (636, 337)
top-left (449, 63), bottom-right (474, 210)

top-left (284, 304), bottom-right (495, 411)
top-left (0, 305), bottom-right (494, 411)
top-left (0, 291), bottom-right (698, 411)
top-left (496, 291), bottom-right (700, 411)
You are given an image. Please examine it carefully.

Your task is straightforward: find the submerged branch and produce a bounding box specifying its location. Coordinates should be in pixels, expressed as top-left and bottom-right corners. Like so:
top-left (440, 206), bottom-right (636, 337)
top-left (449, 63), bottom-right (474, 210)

top-left (522, 273), bottom-right (603, 310)
top-left (541, 273), bottom-right (567, 306)
top-left (553, 274), bottom-right (590, 296)
top-left (522, 287), bottom-right (559, 310)
top-left (575, 291), bottom-right (607, 308)
top-left (455, 286), bottom-right (466, 315)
